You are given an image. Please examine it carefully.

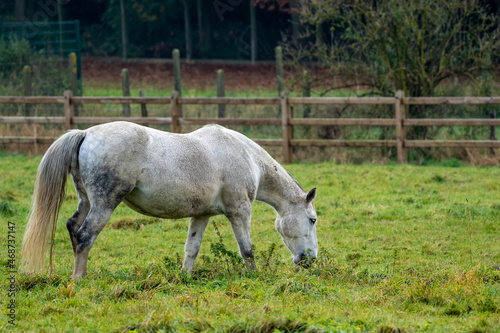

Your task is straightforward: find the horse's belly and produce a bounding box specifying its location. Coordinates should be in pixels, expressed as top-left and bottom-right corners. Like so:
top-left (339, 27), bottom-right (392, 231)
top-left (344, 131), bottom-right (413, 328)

top-left (123, 185), bottom-right (223, 219)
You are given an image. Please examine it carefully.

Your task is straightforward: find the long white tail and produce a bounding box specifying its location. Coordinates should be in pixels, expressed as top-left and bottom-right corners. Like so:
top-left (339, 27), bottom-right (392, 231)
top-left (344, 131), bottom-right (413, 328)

top-left (21, 130), bottom-right (86, 273)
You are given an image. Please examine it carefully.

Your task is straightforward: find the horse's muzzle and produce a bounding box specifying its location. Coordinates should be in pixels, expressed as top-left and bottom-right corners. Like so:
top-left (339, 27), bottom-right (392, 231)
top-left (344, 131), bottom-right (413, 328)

top-left (293, 252), bottom-right (316, 268)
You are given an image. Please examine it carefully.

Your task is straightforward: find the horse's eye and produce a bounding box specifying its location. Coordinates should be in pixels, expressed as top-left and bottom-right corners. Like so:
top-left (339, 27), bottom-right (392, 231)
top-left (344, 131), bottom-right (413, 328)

top-left (310, 218), bottom-right (317, 224)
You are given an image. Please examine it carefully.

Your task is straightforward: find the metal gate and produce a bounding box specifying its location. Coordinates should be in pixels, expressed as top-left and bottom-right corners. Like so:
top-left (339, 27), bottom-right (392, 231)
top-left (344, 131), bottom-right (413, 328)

top-left (0, 20), bottom-right (82, 81)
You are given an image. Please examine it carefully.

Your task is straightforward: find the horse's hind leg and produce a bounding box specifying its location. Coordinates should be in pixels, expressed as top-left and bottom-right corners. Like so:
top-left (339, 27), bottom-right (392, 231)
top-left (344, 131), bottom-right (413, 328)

top-left (70, 149), bottom-right (137, 278)
top-left (182, 216), bottom-right (210, 271)
top-left (67, 173), bottom-right (90, 255)
top-left (70, 174), bottom-right (134, 278)
top-left (66, 201), bottom-right (90, 255)
top-left (71, 205), bottom-right (114, 279)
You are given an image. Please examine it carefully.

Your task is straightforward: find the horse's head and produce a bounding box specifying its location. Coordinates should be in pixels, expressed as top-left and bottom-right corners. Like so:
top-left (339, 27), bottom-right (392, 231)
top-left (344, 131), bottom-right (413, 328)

top-left (275, 187), bottom-right (318, 268)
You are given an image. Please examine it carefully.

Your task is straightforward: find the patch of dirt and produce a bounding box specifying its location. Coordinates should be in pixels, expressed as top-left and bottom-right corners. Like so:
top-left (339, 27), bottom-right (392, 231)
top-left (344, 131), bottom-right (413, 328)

top-left (83, 58), bottom-right (280, 92)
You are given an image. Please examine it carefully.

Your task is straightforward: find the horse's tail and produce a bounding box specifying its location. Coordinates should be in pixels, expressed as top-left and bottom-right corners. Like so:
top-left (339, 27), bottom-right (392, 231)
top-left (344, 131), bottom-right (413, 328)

top-left (21, 129), bottom-right (87, 274)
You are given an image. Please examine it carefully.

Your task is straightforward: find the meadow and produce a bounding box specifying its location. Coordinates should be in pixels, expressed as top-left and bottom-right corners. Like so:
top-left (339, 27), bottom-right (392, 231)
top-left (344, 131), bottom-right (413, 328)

top-left (1, 63), bottom-right (500, 331)
top-left (0, 152), bottom-right (499, 332)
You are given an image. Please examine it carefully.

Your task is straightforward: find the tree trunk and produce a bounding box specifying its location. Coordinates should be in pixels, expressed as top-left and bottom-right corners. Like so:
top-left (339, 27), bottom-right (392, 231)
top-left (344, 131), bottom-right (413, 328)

top-left (15, 0), bottom-right (25, 22)
top-left (290, 0), bottom-right (300, 43)
top-left (250, 0), bottom-right (257, 63)
top-left (25, 0), bottom-right (33, 20)
top-left (203, 2), bottom-right (212, 54)
top-left (120, 0), bottom-right (128, 60)
top-left (183, 0), bottom-right (192, 61)
top-left (197, 0), bottom-right (204, 57)
top-left (315, 22), bottom-right (323, 47)
top-left (58, 1), bottom-right (63, 56)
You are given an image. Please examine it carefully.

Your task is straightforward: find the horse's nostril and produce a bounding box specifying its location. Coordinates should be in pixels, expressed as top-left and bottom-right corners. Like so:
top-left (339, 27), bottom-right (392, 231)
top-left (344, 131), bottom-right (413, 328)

top-left (297, 254), bottom-right (316, 268)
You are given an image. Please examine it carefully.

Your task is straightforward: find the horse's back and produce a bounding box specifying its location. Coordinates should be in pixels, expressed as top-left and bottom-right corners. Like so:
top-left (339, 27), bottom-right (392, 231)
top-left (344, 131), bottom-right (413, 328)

top-left (137, 124), bottom-right (263, 217)
top-left (81, 122), bottom-right (264, 169)
top-left (77, 122), bottom-right (263, 218)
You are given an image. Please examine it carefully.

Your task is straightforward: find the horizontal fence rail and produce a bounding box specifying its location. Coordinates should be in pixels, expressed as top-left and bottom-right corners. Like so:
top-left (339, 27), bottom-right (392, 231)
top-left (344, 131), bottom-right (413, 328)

top-left (0, 90), bottom-right (498, 163)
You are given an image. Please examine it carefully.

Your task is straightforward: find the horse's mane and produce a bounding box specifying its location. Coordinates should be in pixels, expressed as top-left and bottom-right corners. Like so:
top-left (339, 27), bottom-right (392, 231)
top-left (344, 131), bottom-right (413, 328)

top-left (286, 171), bottom-right (304, 191)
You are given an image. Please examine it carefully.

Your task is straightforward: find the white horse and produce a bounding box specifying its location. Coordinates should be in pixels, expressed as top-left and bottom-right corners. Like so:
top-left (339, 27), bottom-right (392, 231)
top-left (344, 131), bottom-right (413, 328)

top-left (21, 122), bottom-right (318, 278)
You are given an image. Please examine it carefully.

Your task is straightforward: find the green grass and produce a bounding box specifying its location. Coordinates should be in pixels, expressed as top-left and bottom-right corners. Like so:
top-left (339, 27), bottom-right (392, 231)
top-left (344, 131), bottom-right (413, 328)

top-left (82, 83), bottom-right (364, 98)
top-left (1, 153), bottom-right (499, 332)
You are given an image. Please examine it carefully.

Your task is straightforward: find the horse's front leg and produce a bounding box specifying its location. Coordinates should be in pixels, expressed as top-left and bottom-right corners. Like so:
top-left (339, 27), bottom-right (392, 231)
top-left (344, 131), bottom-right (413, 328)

top-left (182, 216), bottom-right (210, 271)
top-left (226, 206), bottom-right (256, 270)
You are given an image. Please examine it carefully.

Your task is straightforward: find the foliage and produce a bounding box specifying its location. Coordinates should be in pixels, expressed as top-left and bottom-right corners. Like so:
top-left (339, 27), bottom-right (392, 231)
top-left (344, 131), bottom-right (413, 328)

top-left (0, 36), bottom-right (72, 99)
top-left (85, 0), bottom-right (184, 58)
top-left (286, 0), bottom-right (500, 98)
top-left (80, 0), bottom-right (288, 59)
top-left (1, 154), bottom-right (499, 331)
top-left (4, 0), bottom-right (500, 61)
top-left (0, 36), bottom-right (31, 73)
top-left (3, 0), bottom-right (293, 60)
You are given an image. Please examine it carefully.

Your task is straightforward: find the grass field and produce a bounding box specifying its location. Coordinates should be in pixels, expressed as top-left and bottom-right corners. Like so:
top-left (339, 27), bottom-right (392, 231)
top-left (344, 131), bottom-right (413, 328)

top-left (1, 153), bottom-right (499, 332)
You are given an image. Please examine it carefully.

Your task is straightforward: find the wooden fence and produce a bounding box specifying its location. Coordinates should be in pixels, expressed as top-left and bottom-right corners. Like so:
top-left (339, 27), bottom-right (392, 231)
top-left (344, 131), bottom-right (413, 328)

top-left (0, 90), bottom-right (499, 164)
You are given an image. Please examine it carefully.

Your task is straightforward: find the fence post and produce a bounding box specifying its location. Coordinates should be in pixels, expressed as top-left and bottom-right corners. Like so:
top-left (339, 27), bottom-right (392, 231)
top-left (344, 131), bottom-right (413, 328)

top-left (69, 52), bottom-right (78, 94)
top-left (64, 90), bottom-right (74, 130)
top-left (281, 91), bottom-right (292, 163)
top-left (171, 90), bottom-right (181, 133)
top-left (69, 52), bottom-right (79, 116)
top-left (490, 110), bottom-right (496, 156)
top-left (275, 46), bottom-right (284, 96)
top-left (122, 68), bottom-right (131, 117)
top-left (395, 90), bottom-right (406, 164)
top-left (140, 90), bottom-right (148, 119)
top-left (217, 69), bottom-right (225, 118)
top-left (173, 49), bottom-right (183, 117)
top-left (302, 69), bottom-right (311, 118)
top-left (23, 65), bottom-right (33, 116)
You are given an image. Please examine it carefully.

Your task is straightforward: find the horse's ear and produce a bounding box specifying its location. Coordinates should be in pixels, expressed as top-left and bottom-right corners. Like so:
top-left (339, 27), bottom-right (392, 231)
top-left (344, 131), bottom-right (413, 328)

top-left (306, 187), bottom-right (316, 203)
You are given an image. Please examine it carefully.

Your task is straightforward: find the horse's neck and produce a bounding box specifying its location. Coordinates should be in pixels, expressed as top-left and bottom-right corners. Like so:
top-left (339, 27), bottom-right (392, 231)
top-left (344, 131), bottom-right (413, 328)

top-left (256, 160), bottom-right (303, 215)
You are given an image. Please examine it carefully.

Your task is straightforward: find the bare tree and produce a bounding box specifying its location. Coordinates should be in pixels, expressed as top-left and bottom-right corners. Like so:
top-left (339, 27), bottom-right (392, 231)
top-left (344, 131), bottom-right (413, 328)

top-left (285, 0), bottom-right (500, 142)
top-left (286, 0), bottom-right (499, 98)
